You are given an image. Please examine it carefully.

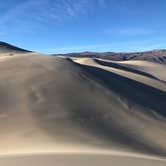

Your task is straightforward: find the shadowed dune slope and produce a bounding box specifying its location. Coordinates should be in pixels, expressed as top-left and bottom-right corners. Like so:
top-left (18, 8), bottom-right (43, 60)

top-left (0, 53), bottom-right (166, 160)
top-left (94, 59), bottom-right (161, 81)
top-left (118, 60), bottom-right (166, 82)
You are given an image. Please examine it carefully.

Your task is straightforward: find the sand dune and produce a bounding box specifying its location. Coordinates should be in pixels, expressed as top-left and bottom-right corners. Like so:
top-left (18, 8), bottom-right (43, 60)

top-left (0, 42), bottom-right (31, 57)
top-left (0, 44), bottom-right (166, 165)
top-left (118, 60), bottom-right (166, 81)
top-left (74, 58), bottom-right (166, 91)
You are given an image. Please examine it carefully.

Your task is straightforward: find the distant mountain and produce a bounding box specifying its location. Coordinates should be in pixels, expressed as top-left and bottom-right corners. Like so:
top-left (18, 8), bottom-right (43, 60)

top-left (0, 41), bottom-right (31, 54)
top-left (53, 49), bottom-right (166, 64)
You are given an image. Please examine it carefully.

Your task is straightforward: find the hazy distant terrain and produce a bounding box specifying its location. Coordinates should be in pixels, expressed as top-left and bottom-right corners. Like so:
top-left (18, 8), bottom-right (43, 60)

top-left (53, 49), bottom-right (166, 64)
top-left (0, 42), bottom-right (166, 165)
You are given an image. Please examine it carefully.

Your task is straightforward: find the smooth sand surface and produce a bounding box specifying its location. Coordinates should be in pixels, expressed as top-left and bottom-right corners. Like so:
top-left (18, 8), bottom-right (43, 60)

top-left (0, 52), bottom-right (166, 165)
top-left (0, 154), bottom-right (166, 166)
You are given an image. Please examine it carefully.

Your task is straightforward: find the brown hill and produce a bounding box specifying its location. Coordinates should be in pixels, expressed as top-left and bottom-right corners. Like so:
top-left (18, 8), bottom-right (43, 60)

top-left (53, 49), bottom-right (166, 64)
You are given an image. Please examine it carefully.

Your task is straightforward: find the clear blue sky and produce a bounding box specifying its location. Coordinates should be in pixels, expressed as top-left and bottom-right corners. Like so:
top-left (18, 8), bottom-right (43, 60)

top-left (0, 0), bottom-right (166, 53)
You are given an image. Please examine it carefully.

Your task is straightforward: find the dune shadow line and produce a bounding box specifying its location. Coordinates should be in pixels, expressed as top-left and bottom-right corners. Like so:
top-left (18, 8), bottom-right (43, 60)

top-left (94, 59), bottom-right (166, 83)
top-left (77, 63), bottom-right (166, 118)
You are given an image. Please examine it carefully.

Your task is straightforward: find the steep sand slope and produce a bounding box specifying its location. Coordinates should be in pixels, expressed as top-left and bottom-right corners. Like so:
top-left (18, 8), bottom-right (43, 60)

top-left (0, 53), bottom-right (166, 165)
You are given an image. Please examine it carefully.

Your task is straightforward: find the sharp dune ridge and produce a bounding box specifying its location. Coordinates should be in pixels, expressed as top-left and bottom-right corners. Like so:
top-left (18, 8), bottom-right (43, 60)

top-left (0, 41), bottom-right (31, 54)
top-left (94, 58), bottom-right (165, 82)
top-left (0, 42), bottom-right (166, 165)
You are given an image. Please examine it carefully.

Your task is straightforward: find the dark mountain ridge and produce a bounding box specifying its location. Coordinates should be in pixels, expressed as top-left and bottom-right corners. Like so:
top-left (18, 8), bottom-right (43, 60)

top-left (53, 49), bottom-right (166, 64)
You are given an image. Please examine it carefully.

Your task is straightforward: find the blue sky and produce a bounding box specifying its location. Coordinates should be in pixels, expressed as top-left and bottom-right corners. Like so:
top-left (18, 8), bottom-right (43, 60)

top-left (0, 0), bottom-right (166, 53)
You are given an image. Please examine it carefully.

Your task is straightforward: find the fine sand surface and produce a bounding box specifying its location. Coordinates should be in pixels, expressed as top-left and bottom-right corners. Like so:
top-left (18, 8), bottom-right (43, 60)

top-left (0, 50), bottom-right (166, 165)
top-left (0, 154), bottom-right (166, 166)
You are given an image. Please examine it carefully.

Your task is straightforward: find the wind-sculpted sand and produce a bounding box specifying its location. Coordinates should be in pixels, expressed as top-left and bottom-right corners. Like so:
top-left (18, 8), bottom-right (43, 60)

top-left (0, 47), bottom-right (166, 165)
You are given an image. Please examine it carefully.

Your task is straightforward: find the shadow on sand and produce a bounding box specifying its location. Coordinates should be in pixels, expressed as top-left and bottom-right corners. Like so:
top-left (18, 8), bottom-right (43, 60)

top-left (94, 59), bottom-right (166, 83)
top-left (71, 63), bottom-right (166, 156)
top-left (77, 63), bottom-right (166, 117)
